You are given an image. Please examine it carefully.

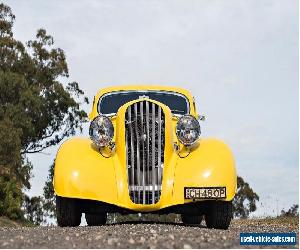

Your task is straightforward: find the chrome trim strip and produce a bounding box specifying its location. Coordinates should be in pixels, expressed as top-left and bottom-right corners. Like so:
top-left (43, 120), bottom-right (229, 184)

top-left (129, 185), bottom-right (162, 191)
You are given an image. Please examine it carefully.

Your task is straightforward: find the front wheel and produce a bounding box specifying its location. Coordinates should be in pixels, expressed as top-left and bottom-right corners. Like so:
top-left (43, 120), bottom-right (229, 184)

top-left (181, 215), bottom-right (202, 225)
top-left (205, 201), bottom-right (233, 229)
top-left (56, 196), bottom-right (81, 227)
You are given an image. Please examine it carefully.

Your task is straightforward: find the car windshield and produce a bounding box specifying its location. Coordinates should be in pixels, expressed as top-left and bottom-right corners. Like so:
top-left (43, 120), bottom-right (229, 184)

top-left (98, 91), bottom-right (189, 115)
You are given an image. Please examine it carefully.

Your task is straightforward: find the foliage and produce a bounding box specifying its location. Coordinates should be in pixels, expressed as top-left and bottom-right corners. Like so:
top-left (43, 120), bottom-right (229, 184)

top-left (233, 176), bottom-right (259, 218)
top-left (22, 195), bottom-right (44, 225)
top-left (280, 204), bottom-right (298, 217)
top-left (43, 162), bottom-right (56, 219)
top-left (0, 175), bottom-right (24, 220)
top-left (0, 3), bottom-right (87, 222)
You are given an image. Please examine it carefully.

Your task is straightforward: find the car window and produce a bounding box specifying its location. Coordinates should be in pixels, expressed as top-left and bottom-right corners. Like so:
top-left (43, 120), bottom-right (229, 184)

top-left (98, 91), bottom-right (189, 115)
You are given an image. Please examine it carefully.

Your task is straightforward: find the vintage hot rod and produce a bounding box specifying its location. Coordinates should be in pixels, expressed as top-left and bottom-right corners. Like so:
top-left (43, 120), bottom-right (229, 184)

top-left (54, 85), bottom-right (237, 229)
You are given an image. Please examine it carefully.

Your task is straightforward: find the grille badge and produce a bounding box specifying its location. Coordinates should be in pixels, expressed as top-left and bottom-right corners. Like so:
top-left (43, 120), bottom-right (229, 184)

top-left (140, 133), bottom-right (147, 142)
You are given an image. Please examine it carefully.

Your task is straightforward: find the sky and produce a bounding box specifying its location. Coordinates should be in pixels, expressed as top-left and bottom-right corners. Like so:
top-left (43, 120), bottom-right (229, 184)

top-left (4, 0), bottom-right (299, 217)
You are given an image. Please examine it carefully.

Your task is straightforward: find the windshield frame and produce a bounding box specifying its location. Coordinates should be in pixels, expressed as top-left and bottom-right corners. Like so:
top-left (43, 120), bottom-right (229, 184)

top-left (97, 90), bottom-right (190, 116)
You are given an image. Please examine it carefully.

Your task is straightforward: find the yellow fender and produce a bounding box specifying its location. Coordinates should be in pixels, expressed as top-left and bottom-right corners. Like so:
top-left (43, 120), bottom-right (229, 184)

top-left (54, 137), bottom-right (119, 205)
top-left (172, 138), bottom-right (237, 203)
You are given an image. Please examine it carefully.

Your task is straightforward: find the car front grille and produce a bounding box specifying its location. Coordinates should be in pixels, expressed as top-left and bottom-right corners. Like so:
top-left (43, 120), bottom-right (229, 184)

top-left (125, 100), bottom-right (165, 204)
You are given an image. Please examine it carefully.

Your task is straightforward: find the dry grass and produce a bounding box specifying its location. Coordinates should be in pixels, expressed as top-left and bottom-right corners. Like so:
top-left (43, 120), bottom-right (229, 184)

top-left (0, 217), bottom-right (32, 227)
top-left (259, 216), bottom-right (299, 227)
top-left (232, 216), bottom-right (299, 231)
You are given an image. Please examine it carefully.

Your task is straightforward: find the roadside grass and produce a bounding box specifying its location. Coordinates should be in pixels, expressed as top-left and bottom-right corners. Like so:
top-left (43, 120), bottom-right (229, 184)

top-left (0, 217), bottom-right (34, 227)
top-left (258, 216), bottom-right (299, 227)
top-left (233, 216), bottom-right (299, 228)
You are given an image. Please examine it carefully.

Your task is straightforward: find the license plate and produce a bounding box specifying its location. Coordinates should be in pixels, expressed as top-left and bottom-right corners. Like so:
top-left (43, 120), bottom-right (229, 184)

top-left (184, 187), bottom-right (226, 199)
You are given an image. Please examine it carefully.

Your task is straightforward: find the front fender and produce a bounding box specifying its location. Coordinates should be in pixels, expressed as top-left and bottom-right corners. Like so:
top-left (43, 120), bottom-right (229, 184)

top-left (172, 138), bottom-right (237, 203)
top-left (54, 137), bottom-right (118, 204)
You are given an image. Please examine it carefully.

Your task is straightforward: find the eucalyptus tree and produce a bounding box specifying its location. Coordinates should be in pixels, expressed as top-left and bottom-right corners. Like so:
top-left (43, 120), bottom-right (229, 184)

top-left (0, 3), bottom-right (88, 220)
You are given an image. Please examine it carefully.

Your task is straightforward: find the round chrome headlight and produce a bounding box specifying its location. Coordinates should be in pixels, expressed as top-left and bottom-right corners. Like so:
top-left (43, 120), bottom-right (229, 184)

top-left (89, 115), bottom-right (114, 147)
top-left (176, 115), bottom-right (201, 146)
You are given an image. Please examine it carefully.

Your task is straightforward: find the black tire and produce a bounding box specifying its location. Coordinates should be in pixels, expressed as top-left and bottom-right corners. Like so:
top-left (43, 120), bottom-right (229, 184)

top-left (56, 196), bottom-right (81, 227)
top-left (181, 214), bottom-right (202, 225)
top-left (85, 213), bottom-right (107, 226)
top-left (205, 201), bottom-right (233, 229)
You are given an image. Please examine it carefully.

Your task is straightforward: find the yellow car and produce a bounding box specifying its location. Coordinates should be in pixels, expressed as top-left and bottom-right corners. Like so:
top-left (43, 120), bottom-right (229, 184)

top-left (54, 85), bottom-right (237, 229)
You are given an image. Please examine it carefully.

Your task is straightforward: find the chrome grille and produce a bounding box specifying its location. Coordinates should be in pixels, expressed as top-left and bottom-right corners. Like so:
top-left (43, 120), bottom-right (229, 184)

top-left (125, 101), bottom-right (165, 204)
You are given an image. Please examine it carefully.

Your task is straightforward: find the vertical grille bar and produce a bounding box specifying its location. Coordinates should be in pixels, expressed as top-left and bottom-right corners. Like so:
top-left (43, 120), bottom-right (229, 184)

top-left (126, 100), bottom-right (164, 205)
top-left (134, 103), bottom-right (140, 204)
top-left (145, 101), bottom-right (150, 204)
top-left (128, 106), bottom-right (135, 203)
top-left (157, 107), bottom-right (162, 191)
top-left (151, 102), bottom-right (156, 204)
top-left (140, 102), bottom-right (145, 204)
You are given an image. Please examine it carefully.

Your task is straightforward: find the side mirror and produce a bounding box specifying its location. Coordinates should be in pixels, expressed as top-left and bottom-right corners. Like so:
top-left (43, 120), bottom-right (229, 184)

top-left (198, 115), bottom-right (206, 121)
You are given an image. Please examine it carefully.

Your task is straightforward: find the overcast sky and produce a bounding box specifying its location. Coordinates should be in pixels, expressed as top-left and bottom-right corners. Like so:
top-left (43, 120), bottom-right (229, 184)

top-left (5, 0), bottom-right (299, 217)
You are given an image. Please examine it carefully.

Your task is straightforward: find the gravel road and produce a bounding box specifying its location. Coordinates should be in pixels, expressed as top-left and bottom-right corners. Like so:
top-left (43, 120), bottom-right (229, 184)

top-left (0, 219), bottom-right (298, 248)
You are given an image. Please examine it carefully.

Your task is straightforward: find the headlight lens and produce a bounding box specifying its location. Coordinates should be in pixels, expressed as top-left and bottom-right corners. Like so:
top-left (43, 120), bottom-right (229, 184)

top-left (89, 115), bottom-right (114, 147)
top-left (176, 115), bottom-right (200, 146)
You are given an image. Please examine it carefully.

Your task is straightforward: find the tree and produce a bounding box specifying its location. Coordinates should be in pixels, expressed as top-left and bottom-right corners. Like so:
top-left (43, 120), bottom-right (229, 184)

top-left (0, 3), bottom-right (88, 221)
top-left (0, 175), bottom-right (24, 220)
top-left (280, 204), bottom-right (298, 217)
top-left (43, 162), bottom-right (56, 220)
top-left (22, 195), bottom-right (44, 225)
top-left (233, 176), bottom-right (259, 218)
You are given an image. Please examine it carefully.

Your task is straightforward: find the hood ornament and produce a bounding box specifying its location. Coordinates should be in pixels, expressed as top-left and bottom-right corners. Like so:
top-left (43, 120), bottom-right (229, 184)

top-left (139, 95), bottom-right (149, 99)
